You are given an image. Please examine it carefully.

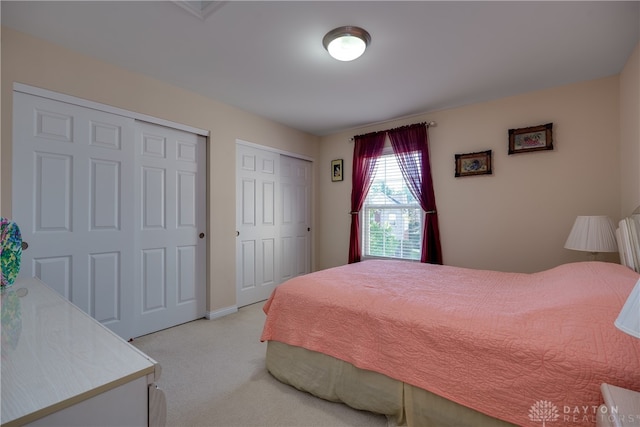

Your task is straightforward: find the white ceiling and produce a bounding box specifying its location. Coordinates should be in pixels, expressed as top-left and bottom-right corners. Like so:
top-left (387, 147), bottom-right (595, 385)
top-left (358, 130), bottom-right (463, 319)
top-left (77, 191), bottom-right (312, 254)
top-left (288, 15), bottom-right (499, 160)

top-left (2, 1), bottom-right (639, 136)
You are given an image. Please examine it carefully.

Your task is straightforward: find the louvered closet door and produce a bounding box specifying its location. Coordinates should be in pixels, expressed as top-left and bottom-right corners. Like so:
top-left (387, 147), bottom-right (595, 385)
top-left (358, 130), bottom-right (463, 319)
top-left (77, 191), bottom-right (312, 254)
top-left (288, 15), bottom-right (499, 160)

top-left (133, 122), bottom-right (206, 338)
top-left (12, 92), bottom-right (136, 339)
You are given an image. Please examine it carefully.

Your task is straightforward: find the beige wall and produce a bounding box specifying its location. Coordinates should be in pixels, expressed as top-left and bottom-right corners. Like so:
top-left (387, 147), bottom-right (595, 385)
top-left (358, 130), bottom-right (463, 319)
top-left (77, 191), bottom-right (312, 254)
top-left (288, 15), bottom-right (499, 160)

top-left (0, 27), bottom-right (320, 312)
top-left (620, 42), bottom-right (640, 216)
top-left (2, 27), bottom-right (638, 305)
top-left (318, 76), bottom-right (626, 273)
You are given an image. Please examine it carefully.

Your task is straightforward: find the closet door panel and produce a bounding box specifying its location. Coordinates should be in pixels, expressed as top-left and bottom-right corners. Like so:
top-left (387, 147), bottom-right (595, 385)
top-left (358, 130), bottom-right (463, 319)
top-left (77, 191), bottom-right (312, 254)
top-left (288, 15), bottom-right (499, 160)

top-left (13, 92), bottom-right (135, 339)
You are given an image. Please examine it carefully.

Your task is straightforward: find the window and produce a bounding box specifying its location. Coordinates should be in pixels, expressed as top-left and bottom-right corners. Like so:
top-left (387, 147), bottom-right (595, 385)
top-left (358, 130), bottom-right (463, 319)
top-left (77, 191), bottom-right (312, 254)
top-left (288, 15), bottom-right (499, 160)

top-left (362, 151), bottom-right (423, 260)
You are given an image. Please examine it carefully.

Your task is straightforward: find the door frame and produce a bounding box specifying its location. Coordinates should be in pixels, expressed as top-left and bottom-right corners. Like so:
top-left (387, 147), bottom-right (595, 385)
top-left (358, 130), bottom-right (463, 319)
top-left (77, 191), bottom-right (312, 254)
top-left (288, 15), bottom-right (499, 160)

top-left (235, 140), bottom-right (314, 171)
top-left (13, 83), bottom-right (209, 137)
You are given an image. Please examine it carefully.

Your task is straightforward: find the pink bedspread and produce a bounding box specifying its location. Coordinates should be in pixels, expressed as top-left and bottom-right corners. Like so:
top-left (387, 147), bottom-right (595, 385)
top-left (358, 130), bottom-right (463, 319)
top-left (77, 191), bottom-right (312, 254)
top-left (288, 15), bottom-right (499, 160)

top-left (261, 260), bottom-right (640, 426)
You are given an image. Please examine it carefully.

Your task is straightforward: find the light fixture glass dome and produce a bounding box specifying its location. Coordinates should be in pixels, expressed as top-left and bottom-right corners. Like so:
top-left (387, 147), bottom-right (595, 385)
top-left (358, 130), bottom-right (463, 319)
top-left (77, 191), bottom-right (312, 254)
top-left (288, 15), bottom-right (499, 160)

top-left (323, 26), bottom-right (371, 62)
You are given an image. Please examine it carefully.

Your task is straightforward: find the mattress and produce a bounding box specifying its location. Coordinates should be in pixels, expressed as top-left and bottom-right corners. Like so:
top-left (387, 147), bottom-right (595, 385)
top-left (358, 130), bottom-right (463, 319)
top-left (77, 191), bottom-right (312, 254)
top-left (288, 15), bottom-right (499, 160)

top-left (261, 260), bottom-right (640, 426)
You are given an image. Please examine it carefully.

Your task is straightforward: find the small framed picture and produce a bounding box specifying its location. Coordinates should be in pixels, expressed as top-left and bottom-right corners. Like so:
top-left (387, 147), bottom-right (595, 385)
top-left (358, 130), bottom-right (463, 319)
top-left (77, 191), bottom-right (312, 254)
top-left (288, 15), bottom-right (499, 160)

top-left (455, 150), bottom-right (492, 177)
top-left (508, 123), bottom-right (553, 154)
top-left (331, 159), bottom-right (343, 182)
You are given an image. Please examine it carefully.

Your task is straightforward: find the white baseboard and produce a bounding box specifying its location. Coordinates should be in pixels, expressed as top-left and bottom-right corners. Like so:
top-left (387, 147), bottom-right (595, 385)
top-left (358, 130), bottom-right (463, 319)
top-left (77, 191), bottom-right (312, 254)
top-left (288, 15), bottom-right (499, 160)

top-left (206, 305), bottom-right (238, 320)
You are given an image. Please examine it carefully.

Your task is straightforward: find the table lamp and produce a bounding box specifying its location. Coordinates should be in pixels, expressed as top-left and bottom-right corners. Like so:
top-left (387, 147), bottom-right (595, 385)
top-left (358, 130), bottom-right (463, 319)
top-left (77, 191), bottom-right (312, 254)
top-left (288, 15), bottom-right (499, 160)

top-left (564, 215), bottom-right (618, 260)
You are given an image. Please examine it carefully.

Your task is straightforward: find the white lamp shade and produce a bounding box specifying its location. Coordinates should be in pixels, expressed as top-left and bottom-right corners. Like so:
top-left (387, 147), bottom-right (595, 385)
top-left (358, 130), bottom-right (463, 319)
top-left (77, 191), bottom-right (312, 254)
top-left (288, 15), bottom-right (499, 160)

top-left (326, 36), bottom-right (367, 61)
top-left (615, 278), bottom-right (640, 338)
top-left (564, 216), bottom-right (618, 253)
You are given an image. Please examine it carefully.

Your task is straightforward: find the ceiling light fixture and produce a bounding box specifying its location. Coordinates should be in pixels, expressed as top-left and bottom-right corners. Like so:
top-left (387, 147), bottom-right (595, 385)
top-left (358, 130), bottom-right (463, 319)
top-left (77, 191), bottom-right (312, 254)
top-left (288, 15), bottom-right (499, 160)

top-left (323, 26), bottom-right (371, 62)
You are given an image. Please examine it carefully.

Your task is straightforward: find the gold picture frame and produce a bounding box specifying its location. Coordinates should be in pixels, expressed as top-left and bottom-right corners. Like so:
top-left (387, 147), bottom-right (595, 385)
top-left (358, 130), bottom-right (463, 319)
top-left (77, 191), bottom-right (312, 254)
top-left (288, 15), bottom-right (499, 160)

top-left (331, 159), bottom-right (343, 182)
top-left (508, 123), bottom-right (553, 154)
top-left (455, 150), bottom-right (492, 177)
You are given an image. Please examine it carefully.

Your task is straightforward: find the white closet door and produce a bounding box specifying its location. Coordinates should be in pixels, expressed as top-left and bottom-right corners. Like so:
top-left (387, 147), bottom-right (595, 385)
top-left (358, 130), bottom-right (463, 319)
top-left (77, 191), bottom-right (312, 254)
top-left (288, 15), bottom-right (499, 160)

top-left (236, 144), bottom-right (312, 308)
top-left (12, 92), bottom-right (136, 339)
top-left (133, 122), bottom-right (206, 338)
top-left (280, 155), bottom-right (311, 280)
top-left (236, 144), bottom-right (280, 307)
top-left (12, 92), bottom-right (207, 340)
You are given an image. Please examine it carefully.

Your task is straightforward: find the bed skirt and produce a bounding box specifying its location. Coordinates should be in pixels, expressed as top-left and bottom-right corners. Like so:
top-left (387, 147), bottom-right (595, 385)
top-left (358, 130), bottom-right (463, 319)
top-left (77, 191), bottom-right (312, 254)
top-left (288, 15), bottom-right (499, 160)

top-left (266, 341), bottom-right (516, 427)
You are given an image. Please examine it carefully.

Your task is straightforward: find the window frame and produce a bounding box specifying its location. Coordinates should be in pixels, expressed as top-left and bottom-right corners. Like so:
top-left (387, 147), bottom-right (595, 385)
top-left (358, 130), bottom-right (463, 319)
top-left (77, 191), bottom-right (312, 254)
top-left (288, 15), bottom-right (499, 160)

top-left (361, 147), bottom-right (425, 262)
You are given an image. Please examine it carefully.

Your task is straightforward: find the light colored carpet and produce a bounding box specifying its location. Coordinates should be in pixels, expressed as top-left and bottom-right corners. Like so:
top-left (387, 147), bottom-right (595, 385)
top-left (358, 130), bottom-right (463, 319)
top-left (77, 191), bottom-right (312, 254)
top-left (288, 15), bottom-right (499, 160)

top-left (132, 302), bottom-right (388, 427)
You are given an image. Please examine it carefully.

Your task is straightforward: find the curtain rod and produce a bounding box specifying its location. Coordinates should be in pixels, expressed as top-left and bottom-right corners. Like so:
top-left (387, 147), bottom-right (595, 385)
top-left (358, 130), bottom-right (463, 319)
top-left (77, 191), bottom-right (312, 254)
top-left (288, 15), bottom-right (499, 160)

top-left (349, 121), bottom-right (436, 142)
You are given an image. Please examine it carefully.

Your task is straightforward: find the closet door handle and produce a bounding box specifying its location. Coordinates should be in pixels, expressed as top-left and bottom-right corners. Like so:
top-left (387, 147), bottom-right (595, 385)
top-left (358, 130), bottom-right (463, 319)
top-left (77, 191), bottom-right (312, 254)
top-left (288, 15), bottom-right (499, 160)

top-left (21, 241), bottom-right (29, 251)
top-left (199, 233), bottom-right (205, 239)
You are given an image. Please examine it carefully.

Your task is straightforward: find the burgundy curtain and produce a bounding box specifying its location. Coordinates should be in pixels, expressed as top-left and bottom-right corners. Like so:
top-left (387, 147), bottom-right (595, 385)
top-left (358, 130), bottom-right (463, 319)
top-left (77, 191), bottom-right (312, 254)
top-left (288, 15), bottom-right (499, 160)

top-left (348, 132), bottom-right (386, 263)
top-left (388, 124), bottom-right (443, 264)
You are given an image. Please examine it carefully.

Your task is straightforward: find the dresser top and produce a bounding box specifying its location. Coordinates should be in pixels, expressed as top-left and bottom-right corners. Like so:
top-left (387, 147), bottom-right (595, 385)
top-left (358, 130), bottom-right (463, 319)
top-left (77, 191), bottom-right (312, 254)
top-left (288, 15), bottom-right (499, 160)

top-left (1, 278), bottom-right (157, 426)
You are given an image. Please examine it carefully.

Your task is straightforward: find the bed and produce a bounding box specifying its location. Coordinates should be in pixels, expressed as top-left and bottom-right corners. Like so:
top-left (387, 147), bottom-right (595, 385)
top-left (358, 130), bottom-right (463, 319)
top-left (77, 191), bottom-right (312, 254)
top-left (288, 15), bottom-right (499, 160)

top-left (260, 259), bottom-right (640, 426)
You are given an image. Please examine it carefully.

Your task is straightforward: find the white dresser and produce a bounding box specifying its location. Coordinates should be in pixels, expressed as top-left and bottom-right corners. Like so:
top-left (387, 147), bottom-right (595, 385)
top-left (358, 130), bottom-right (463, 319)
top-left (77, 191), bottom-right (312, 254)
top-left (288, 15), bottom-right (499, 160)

top-left (1, 278), bottom-right (166, 426)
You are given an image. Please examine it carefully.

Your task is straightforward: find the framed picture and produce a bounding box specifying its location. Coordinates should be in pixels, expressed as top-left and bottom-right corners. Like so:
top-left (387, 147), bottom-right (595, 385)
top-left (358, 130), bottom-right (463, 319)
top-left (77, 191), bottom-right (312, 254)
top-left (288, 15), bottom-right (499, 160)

top-left (455, 150), bottom-right (492, 177)
top-left (508, 123), bottom-right (553, 154)
top-left (331, 159), bottom-right (344, 182)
